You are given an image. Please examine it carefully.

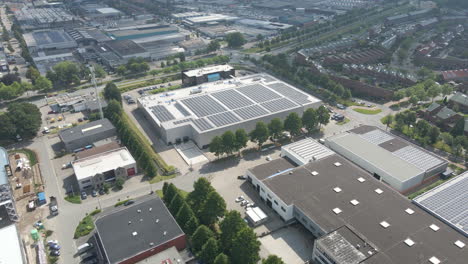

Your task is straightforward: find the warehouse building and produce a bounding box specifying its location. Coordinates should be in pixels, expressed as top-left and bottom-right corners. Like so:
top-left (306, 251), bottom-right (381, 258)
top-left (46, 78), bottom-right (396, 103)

top-left (325, 126), bottom-right (447, 193)
top-left (413, 171), bottom-right (468, 236)
top-left (73, 147), bottom-right (137, 191)
top-left (95, 196), bottom-right (186, 264)
top-left (59, 119), bottom-right (116, 151)
top-left (139, 73), bottom-right (321, 148)
top-left (245, 139), bottom-right (467, 264)
top-left (182, 65), bottom-right (235, 87)
top-left (105, 24), bottom-right (179, 41)
top-left (24, 29), bottom-right (77, 52)
top-left (14, 7), bottom-right (77, 30)
top-left (183, 14), bottom-right (239, 26)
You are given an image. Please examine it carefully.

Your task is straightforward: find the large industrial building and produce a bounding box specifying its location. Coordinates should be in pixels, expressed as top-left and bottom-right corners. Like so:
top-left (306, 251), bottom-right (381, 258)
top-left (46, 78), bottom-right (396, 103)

top-left (24, 30), bottom-right (77, 52)
top-left (138, 73), bottom-right (322, 148)
top-left (325, 126), bottom-right (447, 193)
top-left (246, 139), bottom-right (467, 264)
top-left (413, 171), bottom-right (468, 236)
top-left (95, 196), bottom-right (186, 264)
top-left (73, 147), bottom-right (137, 191)
top-left (14, 7), bottom-right (77, 30)
top-left (105, 24), bottom-right (180, 41)
top-left (59, 119), bottom-right (117, 151)
top-left (182, 65), bottom-right (235, 87)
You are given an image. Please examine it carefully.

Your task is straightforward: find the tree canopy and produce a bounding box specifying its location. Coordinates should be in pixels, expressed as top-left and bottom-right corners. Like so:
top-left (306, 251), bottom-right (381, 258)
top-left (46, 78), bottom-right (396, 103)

top-left (1, 103), bottom-right (42, 139)
top-left (226, 32), bottom-right (247, 48)
top-left (220, 210), bottom-right (247, 253)
top-left (250, 122), bottom-right (270, 148)
top-left (199, 191), bottom-right (226, 226)
top-left (199, 238), bottom-right (220, 264)
top-left (103, 83), bottom-right (122, 104)
top-left (262, 255), bottom-right (285, 264)
top-left (214, 253), bottom-right (230, 264)
top-left (187, 178), bottom-right (215, 214)
top-left (46, 61), bottom-right (82, 87)
top-left (230, 227), bottom-right (261, 264)
top-left (268, 118), bottom-right (283, 139)
top-left (191, 225), bottom-right (215, 252)
top-left (302, 108), bottom-right (318, 132)
top-left (284, 112), bottom-right (302, 136)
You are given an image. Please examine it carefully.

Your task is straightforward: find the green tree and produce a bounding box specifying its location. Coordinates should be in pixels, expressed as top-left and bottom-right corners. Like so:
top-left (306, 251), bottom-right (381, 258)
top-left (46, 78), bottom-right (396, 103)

top-left (187, 178), bottom-right (215, 214)
top-left (191, 225), bottom-right (215, 252)
top-left (302, 108), bottom-right (318, 133)
top-left (234, 129), bottom-right (248, 154)
top-left (441, 84), bottom-right (452, 97)
top-left (199, 191), bottom-right (226, 226)
top-left (7, 103), bottom-right (41, 139)
top-left (94, 64), bottom-right (107, 79)
top-left (220, 211), bottom-right (247, 253)
top-left (453, 136), bottom-right (465, 158)
top-left (25, 66), bottom-right (40, 83)
top-left (221, 131), bottom-right (236, 155)
top-left (176, 202), bottom-right (196, 229)
top-left (168, 192), bottom-right (184, 215)
top-left (262, 255), bottom-right (285, 264)
top-left (250, 122), bottom-right (269, 149)
top-left (209, 136), bottom-right (224, 158)
top-left (383, 114), bottom-right (394, 131)
top-left (115, 178), bottom-right (124, 190)
top-left (163, 183), bottom-right (179, 205)
top-left (162, 182), bottom-right (169, 196)
top-left (104, 100), bottom-right (123, 120)
top-left (199, 238), bottom-right (220, 264)
top-left (230, 227), bottom-right (261, 264)
top-left (415, 120), bottom-right (431, 138)
top-left (49, 61), bottom-right (81, 87)
top-left (184, 215), bottom-right (199, 236)
top-left (284, 112), bottom-right (302, 137)
top-left (317, 106), bottom-right (330, 128)
top-left (34, 76), bottom-right (52, 91)
top-left (226, 32), bottom-right (247, 48)
top-left (103, 82), bottom-right (122, 104)
top-left (214, 253), bottom-right (230, 264)
top-left (427, 84), bottom-right (441, 102)
top-left (268, 118), bottom-right (283, 139)
top-left (116, 65), bottom-right (127, 75)
top-left (207, 40), bottom-right (221, 52)
top-left (451, 118), bottom-right (465, 136)
top-left (0, 114), bottom-right (16, 139)
top-left (429, 126), bottom-right (440, 144)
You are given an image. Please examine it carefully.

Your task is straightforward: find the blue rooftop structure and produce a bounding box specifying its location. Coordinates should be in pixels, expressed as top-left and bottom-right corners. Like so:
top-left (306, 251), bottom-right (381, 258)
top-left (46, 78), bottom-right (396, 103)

top-left (0, 147), bottom-right (9, 186)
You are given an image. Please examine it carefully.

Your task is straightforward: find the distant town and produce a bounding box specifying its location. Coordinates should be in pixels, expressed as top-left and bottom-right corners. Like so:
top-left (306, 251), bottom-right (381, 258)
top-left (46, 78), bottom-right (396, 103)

top-left (0, 1), bottom-right (467, 264)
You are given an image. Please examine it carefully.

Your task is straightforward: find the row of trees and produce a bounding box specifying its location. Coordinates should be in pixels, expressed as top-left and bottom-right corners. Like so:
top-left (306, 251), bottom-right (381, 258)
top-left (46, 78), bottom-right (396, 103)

top-left (11, 23), bottom-right (34, 67)
top-left (151, 55), bottom-right (230, 75)
top-left (0, 102), bottom-right (42, 140)
top-left (209, 107), bottom-right (330, 157)
top-left (116, 57), bottom-right (150, 76)
top-left (46, 61), bottom-right (106, 88)
top-left (162, 179), bottom-right (284, 264)
top-left (392, 79), bottom-right (453, 103)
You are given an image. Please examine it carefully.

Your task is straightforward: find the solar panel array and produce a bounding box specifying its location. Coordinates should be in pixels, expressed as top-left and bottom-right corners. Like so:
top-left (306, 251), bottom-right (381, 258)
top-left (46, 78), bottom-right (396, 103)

top-left (286, 139), bottom-right (334, 163)
top-left (192, 118), bottom-right (213, 131)
top-left (174, 103), bottom-right (190, 117)
top-left (234, 105), bottom-right (269, 120)
top-left (150, 105), bottom-right (175, 122)
top-left (180, 95), bottom-right (227, 117)
top-left (261, 98), bottom-right (298, 113)
top-left (268, 83), bottom-right (311, 105)
top-left (393, 146), bottom-right (444, 171)
top-left (237, 84), bottom-right (281, 103)
top-left (360, 130), bottom-right (394, 145)
top-left (173, 118), bottom-right (192, 125)
top-left (211, 89), bottom-right (253, 110)
top-left (415, 173), bottom-right (468, 234)
top-left (207, 112), bottom-right (240, 127)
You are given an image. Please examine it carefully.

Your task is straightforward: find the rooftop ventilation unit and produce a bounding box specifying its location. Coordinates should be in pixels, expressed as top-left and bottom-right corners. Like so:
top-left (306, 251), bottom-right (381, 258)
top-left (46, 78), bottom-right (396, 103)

top-left (454, 240), bottom-right (465, 248)
top-left (357, 177), bottom-right (365, 182)
top-left (375, 188), bottom-right (383, 195)
top-left (334, 162), bottom-right (342, 167)
top-left (163, 231), bottom-right (167, 236)
top-left (149, 207), bottom-right (152, 211)
top-left (380, 221), bottom-right (390, 228)
top-left (332, 208), bottom-right (342, 214)
top-left (333, 187), bottom-right (342, 193)
top-left (156, 219), bottom-right (159, 223)
top-left (132, 231), bottom-right (138, 236)
top-left (149, 242), bottom-right (154, 246)
top-left (350, 199), bottom-right (359, 206)
top-left (137, 209), bottom-right (141, 213)
top-left (311, 171), bottom-right (319, 176)
top-left (429, 224), bottom-right (439, 231)
top-left (429, 257), bottom-right (440, 264)
top-left (405, 208), bottom-right (415, 215)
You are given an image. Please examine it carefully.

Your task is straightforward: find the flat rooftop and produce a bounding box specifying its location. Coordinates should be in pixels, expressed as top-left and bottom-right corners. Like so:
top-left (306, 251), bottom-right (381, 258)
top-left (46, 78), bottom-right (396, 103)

top-left (96, 7), bottom-right (121, 15)
top-left (24, 30), bottom-right (75, 47)
top-left (327, 126), bottom-right (446, 181)
top-left (0, 147), bottom-right (9, 186)
top-left (251, 154), bottom-right (467, 264)
top-left (59, 118), bottom-right (115, 143)
top-left (0, 225), bottom-right (23, 264)
top-left (95, 196), bottom-right (184, 264)
top-left (72, 148), bottom-right (135, 180)
top-left (183, 64), bottom-right (233, 78)
top-left (104, 40), bottom-right (147, 57)
top-left (185, 14), bottom-right (238, 23)
top-left (282, 137), bottom-right (334, 165)
top-left (138, 73), bottom-right (321, 133)
top-left (413, 171), bottom-right (468, 236)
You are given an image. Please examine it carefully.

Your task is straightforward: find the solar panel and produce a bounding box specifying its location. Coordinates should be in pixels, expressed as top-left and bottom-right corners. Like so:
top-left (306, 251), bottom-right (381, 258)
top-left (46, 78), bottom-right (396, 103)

top-left (414, 172), bottom-right (468, 235)
top-left (267, 83), bottom-right (311, 105)
top-left (173, 118), bottom-right (192, 125)
top-left (393, 146), bottom-right (444, 171)
top-left (192, 118), bottom-right (213, 131)
top-left (211, 89), bottom-right (254, 110)
top-left (360, 129), bottom-right (394, 145)
top-left (236, 84), bottom-right (281, 103)
top-left (174, 103), bottom-right (190, 117)
top-left (180, 95), bottom-right (227, 117)
top-left (150, 105), bottom-right (175, 122)
top-left (207, 112), bottom-right (240, 127)
top-left (234, 105), bottom-right (269, 120)
top-left (260, 98), bottom-right (298, 113)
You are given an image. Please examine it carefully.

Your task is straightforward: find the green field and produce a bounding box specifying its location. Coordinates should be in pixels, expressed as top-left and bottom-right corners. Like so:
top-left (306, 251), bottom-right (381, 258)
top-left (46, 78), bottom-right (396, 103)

top-left (353, 108), bottom-right (382, 115)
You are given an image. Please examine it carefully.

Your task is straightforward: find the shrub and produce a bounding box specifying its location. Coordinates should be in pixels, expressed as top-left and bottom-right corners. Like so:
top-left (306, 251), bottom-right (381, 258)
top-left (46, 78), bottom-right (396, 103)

top-left (74, 216), bottom-right (95, 238)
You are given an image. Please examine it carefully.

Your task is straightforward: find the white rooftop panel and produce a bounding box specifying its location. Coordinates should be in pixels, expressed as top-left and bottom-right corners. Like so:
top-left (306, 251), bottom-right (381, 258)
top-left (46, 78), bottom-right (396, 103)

top-left (393, 145), bottom-right (445, 172)
top-left (282, 138), bottom-right (334, 165)
top-left (360, 129), bottom-right (394, 145)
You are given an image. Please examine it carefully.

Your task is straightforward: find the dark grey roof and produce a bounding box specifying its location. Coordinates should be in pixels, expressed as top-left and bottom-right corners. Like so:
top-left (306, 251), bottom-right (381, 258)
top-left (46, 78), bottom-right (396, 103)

top-left (450, 92), bottom-right (468, 106)
top-left (248, 158), bottom-right (295, 181)
top-left (426, 102), bottom-right (441, 112)
top-left (104, 39), bottom-right (147, 57)
top-left (253, 154), bottom-right (467, 264)
top-left (59, 118), bottom-right (115, 143)
top-left (95, 196), bottom-right (185, 264)
top-left (85, 99), bottom-right (108, 112)
top-left (436, 107), bottom-right (458, 120)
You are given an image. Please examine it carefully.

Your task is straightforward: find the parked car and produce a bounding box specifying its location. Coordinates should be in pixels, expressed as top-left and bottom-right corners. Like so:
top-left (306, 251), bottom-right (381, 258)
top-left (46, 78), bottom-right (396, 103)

top-left (235, 196), bottom-right (245, 203)
top-left (127, 98), bottom-right (136, 104)
top-left (99, 189), bottom-right (105, 195)
top-left (81, 192), bottom-right (87, 200)
top-left (49, 243), bottom-right (61, 250)
top-left (77, 243), bottom-right (94, 254)
top-left (123, 95), bottom-right (131, 100)
top-left (50, 250), bottom-right (60, 256)
top-left (91, 190), bottom-right (98, 197)
top-left (47, 240), bottom-right (59, 246)
top-left (48, 110), bottom-right (57, 114)
top-left (62, 162), bottom-right (72, 169)
top-left (336, 104), bottom-right (346, 110)
top-left (367, 104), bottom-right (373, 108)
top-left (124, 200), bottom-right (135, 206)
top-left (241, 200), bottom-right (249, 206)
top-left (78, 118), bottom-right (83, 122)
top-left (237, 175), bottom-right (247, 180)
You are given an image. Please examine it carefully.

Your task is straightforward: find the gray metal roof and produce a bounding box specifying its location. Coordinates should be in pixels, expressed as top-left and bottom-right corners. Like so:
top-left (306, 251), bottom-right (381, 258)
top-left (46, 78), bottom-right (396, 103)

top-left (233, 104), bottom-right (269, 120)
top-left (211, 89), bottom-right (254, 110)
top-left (317, 226), bottom-right (369, 264)
top-left (180, 95), bottom-right (227, 117)
top-left (237, 84), bottom-right (281, 103)
top-left (393, 146), bottom-right (445, 172)
top-left (260, 97), bottom-right (298, 113)
top-left (267, 82), bottom-right (312, 105)
top-left (282, 137), bottom-right (334, 165)
top-left (59, 118), bottom-right (115, 143)
top-left (414, 171), bottom-right (468, 236)
top-left (150, 105), bottom-right (175, 122)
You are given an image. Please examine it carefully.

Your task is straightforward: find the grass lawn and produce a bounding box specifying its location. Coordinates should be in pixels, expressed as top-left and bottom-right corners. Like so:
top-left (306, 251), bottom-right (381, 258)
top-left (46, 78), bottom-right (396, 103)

top-left (74, 216), bottom-right (94, 239)
top-left (353, 108), bottom-right (382, 115)
top-left (337, 118), bottom-right (350, 125)
top-left (10, 148), bottom-right (38, 166)
top-left (64, 195), bottom-right (81, 204)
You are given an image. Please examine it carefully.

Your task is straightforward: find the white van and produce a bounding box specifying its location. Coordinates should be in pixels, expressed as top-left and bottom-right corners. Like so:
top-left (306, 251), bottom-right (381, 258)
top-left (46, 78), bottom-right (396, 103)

top-left (77, 242), bottom-right (93, 254)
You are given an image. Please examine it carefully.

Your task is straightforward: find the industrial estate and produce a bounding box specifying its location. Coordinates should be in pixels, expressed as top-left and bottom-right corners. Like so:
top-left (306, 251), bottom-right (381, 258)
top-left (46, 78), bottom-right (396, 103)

top-left (0, 1), bottom-right (467, 264)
